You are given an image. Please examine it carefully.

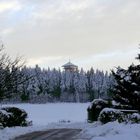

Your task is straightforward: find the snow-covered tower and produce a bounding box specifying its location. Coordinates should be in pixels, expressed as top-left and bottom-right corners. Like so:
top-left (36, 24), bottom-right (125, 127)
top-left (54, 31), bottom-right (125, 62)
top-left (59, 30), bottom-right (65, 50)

top-left (62, 61), bottom-right (78, 72)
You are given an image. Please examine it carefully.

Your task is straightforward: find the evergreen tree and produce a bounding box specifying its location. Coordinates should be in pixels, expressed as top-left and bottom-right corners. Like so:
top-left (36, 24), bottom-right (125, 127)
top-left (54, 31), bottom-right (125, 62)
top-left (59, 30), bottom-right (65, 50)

top-left (112, 52), bottom-right (140, 111)
top-left (86, 68), bottom-right (95, 101)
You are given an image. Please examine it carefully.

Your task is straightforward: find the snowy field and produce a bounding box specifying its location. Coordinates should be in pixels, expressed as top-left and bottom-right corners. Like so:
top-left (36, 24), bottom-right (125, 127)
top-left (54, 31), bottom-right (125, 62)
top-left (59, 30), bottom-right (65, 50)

top-left (1, 103), bottom-right (140, 140)
top-left (3, 103), bottom-right (89, 125)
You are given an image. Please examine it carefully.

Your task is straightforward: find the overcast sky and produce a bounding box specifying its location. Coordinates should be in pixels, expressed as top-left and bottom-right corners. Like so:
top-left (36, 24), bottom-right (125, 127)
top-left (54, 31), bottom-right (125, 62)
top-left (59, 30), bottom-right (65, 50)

top-left (0, 0), bottom-right (139, 71)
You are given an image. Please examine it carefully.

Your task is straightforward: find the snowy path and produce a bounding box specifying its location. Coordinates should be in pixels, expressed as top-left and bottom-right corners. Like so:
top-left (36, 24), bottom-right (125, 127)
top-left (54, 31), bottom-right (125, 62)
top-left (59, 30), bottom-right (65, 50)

top-left (13, 129), bottom-right (86, 140)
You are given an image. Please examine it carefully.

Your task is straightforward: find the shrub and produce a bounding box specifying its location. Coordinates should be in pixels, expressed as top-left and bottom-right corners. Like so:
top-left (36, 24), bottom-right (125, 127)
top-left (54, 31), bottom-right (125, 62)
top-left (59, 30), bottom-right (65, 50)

top-left (129, 113), bottom-right (140, 124)
top-left (0, 107), bottom-right (30, 127)
top-left (0, 123), bottom-right (3, 129)
top-left (87, 99), bottom-right (111, 122)
top-left (0, 109), bottom-right (11, 127)
top-left (98, 108), bottom-right (125, 124)
top-left (98, 108), bottom-right (140, 124)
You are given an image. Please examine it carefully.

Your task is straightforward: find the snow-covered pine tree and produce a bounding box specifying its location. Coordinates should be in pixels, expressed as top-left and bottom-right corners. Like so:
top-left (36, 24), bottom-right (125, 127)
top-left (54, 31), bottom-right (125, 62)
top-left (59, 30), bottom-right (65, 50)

top-left (112, 52), bottom-right (140, 111)
top-left (78, 68), bottom-right (88, 102)
top-left (86, 68), bottom-right (95, 101)
top-left (48, 68), bottom-right (61, 100)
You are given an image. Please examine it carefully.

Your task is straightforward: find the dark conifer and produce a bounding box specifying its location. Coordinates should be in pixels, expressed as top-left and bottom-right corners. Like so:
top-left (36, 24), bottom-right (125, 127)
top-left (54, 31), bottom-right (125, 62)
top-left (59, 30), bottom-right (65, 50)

top-left (112, 52), bottom-right (140, 111)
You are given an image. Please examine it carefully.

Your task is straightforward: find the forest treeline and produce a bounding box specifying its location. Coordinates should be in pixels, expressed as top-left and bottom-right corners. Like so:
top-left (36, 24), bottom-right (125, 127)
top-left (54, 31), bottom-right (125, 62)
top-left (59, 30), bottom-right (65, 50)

top-left (1, 65), bottom-right (115, 103)
top-left (0, 45), bottom-right (115, 103)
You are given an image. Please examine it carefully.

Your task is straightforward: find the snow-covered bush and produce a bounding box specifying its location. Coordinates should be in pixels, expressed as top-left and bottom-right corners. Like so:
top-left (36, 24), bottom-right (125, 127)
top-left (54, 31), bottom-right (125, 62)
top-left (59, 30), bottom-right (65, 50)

top-left (130, 113), bottom-right (140, 124)
top-left (87, 99), bottom-right (111, 122)
top-left (98, 108), bottom-right (140, 124)
top-left (0, 123), bottom-right (3, 129)
top-left (0, 107), bottom-right (30, 127)
top-left (0, 109), bottom-right (10, 127)
top-left (98, 108), bottom-right (125, 124)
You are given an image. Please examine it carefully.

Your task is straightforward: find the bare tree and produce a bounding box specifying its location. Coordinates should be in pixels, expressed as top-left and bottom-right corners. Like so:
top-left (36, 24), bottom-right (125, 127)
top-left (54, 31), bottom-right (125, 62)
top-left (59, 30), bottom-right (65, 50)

top-left (0, 44), bottom-right (27, 102)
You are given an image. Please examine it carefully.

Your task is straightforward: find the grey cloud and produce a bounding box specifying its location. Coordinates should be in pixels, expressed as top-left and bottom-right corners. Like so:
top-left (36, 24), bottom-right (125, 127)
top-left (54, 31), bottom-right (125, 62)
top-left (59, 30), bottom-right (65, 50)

top-left (0, 0), bottom-right (140, 70)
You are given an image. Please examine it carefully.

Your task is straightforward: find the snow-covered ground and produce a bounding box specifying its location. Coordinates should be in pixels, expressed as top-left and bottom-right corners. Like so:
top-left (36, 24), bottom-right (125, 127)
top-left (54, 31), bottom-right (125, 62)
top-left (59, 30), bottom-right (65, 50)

top-left (1, 103), bottom-right (140, 140)
top-left (80, 121), bottom-right (140, 140)
top-left (0, 103), bottom-right (89, 139)
top-left (3, 103), bottom-right (88, 125)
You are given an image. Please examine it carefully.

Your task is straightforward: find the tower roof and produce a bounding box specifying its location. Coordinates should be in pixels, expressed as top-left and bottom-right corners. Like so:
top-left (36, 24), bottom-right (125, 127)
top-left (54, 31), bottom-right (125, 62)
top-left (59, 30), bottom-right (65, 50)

top-left (62, 61), bottom-right (78, 68)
